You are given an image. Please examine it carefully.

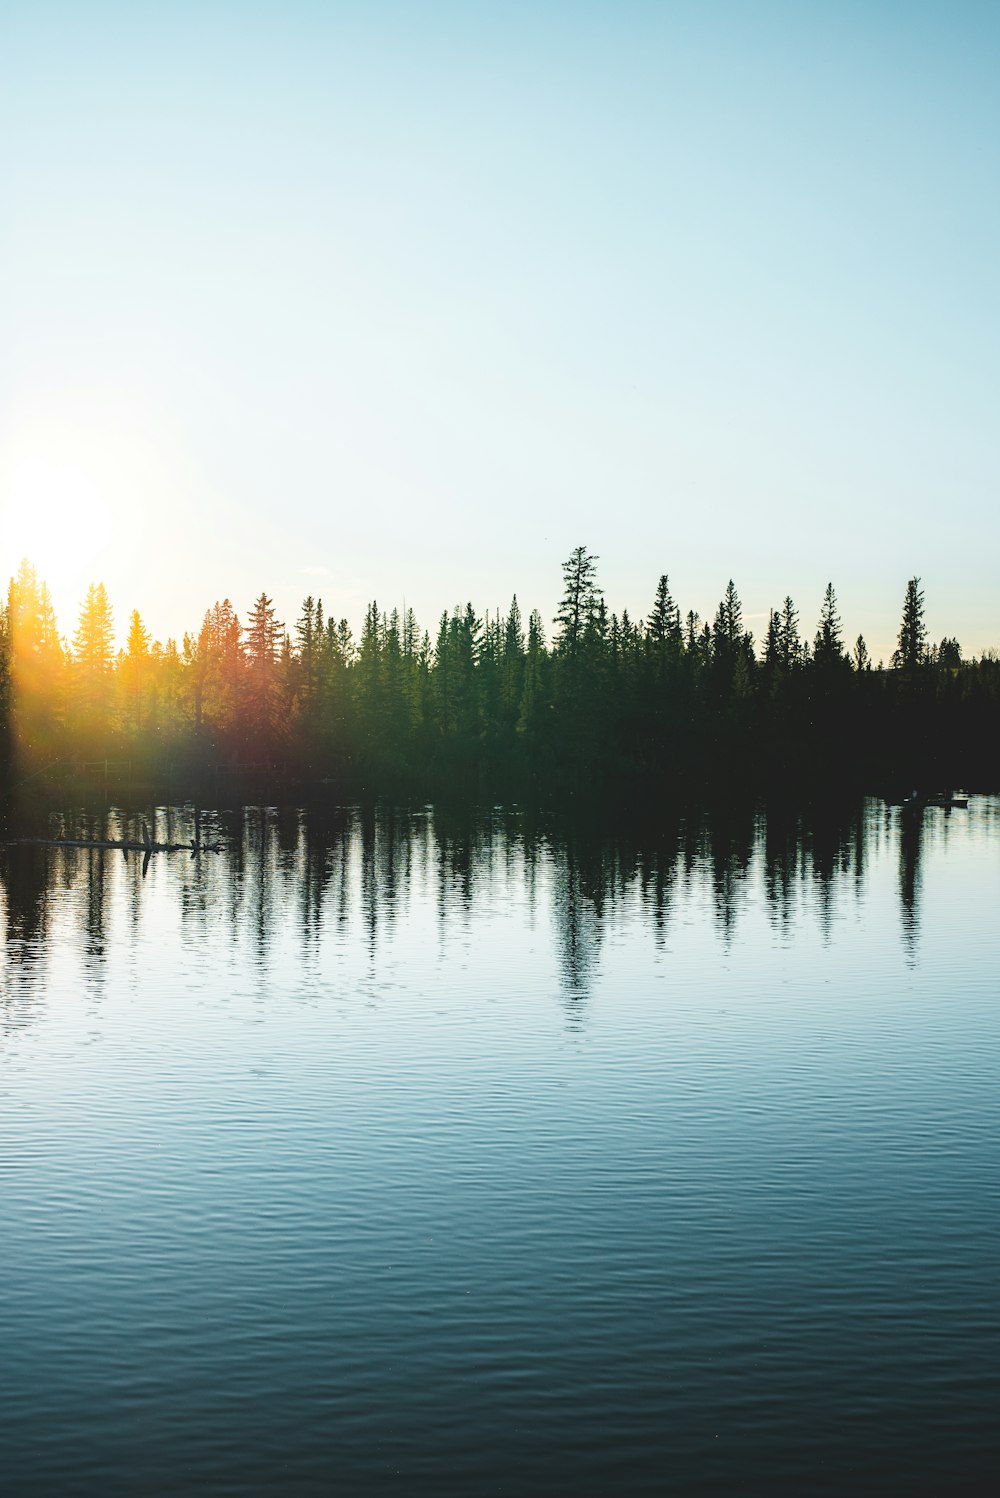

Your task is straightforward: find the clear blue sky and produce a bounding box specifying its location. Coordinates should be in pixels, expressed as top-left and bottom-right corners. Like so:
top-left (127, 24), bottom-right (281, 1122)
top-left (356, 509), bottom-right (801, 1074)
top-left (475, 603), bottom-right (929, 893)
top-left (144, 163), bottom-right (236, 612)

top-left (2, 1), bottom-right (998, 661)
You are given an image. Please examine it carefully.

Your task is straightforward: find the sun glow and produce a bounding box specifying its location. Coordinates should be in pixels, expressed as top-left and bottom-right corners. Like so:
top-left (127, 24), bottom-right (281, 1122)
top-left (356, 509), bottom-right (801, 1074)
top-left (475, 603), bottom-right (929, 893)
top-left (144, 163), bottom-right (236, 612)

top-left (4, 444), bottom-right (111, 575)
top-left (0, 397), bottom-right (171, 632)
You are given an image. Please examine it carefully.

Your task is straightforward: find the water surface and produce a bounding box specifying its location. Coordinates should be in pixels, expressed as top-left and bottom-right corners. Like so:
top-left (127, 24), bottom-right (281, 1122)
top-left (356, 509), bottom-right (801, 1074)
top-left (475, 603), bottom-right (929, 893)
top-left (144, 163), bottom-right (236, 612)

top-left (2, 799), bottom-right (998, 1494)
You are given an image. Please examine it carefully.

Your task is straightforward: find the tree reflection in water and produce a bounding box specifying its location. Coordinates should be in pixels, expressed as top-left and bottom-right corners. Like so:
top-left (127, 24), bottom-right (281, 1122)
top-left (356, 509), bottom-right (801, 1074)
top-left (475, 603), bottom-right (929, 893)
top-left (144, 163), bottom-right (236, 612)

top-left (0, 796), bottom-right (965, 1032)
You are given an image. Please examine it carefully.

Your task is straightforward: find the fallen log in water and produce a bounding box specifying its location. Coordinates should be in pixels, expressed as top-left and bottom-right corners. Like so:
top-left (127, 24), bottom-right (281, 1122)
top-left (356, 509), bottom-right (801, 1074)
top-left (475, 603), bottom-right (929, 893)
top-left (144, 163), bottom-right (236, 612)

top-left (2, 836), bottom-right (224, 854)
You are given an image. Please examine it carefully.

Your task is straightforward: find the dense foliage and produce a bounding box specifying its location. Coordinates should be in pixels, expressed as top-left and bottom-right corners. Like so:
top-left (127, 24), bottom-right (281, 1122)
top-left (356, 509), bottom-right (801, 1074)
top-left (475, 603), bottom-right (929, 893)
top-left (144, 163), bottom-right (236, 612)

top-left (2, 552), bottom-right (997, 797)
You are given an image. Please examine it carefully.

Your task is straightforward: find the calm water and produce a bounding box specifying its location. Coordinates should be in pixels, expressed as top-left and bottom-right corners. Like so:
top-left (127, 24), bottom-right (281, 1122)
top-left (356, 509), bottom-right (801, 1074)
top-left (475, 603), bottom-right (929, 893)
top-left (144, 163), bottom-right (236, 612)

top-left (1, 798), bottom-right (998, 1495)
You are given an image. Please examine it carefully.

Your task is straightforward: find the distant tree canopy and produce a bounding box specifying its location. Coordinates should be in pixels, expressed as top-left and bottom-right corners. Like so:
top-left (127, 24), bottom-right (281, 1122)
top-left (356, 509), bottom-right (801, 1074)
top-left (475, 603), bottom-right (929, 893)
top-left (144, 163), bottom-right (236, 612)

top-left (1, 551), bottom-right (997, 796)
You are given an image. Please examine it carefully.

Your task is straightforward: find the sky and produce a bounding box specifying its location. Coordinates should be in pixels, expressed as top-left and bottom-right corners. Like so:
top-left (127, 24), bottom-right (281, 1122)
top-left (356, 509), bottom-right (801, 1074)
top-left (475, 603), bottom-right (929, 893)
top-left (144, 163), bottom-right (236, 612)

top-left (2, 0), bottom-right (998, 662)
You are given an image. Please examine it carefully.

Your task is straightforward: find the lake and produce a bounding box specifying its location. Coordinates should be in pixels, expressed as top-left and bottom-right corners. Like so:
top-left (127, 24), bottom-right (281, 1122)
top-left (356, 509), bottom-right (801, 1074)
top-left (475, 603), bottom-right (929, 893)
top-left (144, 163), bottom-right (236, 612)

top-left (1, 797), bottom-right (998, 1495)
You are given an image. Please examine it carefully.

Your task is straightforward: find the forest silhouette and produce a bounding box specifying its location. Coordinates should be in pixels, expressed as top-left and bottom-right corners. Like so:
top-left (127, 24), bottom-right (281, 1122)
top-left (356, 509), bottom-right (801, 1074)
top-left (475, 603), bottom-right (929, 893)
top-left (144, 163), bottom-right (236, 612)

top-left (1, 550), bottom-right (997, 800)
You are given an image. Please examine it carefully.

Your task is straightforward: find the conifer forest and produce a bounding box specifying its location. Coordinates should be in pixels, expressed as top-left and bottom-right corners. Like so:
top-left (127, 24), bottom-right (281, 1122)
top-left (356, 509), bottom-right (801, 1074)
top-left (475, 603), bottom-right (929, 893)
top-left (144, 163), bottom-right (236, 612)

top-left (2, 550), bottom-right (998, 801)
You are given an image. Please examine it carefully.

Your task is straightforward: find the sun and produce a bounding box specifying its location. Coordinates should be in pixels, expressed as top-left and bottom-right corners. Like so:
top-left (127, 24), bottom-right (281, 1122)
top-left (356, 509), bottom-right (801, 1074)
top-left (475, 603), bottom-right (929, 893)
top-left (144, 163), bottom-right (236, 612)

top-left (4, 450), bottom-right (109, 565)
top-left (1, 406), bottom-right (133, 618)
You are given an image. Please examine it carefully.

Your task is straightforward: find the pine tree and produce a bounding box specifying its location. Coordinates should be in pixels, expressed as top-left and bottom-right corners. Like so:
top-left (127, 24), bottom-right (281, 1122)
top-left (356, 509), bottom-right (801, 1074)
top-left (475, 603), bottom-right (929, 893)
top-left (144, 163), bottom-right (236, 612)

top-left (779, 597), bottom-right (801, 670)
top-left (190, 599), bottom-right (243, 737)
top-left (710, 581), bottom-right (746, 691)
top-left (120, 609), bottom-right (151, 732)
top-left (6, 561), bottom-right (66, 760)
top-left (317, 615), bottom-right (353, 753)
top-left (0, 595), bottom-right (11, 776)
top-left (554, 546), bottom-right (602, 657)
top-left (73, 582), bottom-right (114, 670)
top-left (684, 610), bottom-right (701, 655)
top-left (403, 607), bottom-right (419, 662)
top-left (245, 593), bottom-right (283, 670)
top-left (517, 609), bottom-right (547, 740)
top-left (812, 583), bottom-right (845, 669)
top-left (72, 581), bottom-right (115, 731)
top-left (242, 593), bottom-right (285, 750)
top-left (381, 607), bottom-right (411, 740)
top-left (294, 596), bottom-right (320, 718)
top-left (501, 595), bottom-right (525, 724)
top-left (354, 602), bottom-right (383, 745)
top-left (713, 580), bottom-right (742, 654)
top-left (647, 574), bottom-right (681, 648)
top-left (893, 578), bottom-right (927, 670)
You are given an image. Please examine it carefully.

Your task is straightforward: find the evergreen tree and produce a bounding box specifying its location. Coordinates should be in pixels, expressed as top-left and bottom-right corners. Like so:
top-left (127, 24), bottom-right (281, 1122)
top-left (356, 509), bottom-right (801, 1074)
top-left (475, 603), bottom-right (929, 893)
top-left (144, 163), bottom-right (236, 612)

top-left (402, 607), bottom-right (419, 662)
top-left (318, 615), bottom-right (353, 756)
top-left (72, 582), bottom-right (115, 734)
top-left (73, 582), bottom-right (115, 669)
top-left (684, 610), bottom-right (701, 655)
top-left (555, 546), bottom-right (602, 657)
top-left (294, 596), bottom-right (321, 719)
top-left (0, 595), bottom-right (10, 776)
top-left (354, 601), bottom-right (384, 747)
top-left (120, 609), bottom-right (151, 733)
top-left (812, 583), bottom-right (846, 669)
top-left (6, 561), bottom-right (66, 761)
top-left (710, 580), bottom-right (746, 691)
top-left (501, 594), bottom-right (525, 726)
top-left (432, 604), bottom-right (482, 746)
top-left (893, 578), bottom-right (927, 670)
top-left (245, 593), bottom-right (283, 670)
top-left (647, 574), bottom-right (681, 648)
top-left (713, 580), bottom-right (743, 654)
top-left (242, 592), bottom-right (285, 750)
top-left (517, 609), bottom-right (547, 741)
top-left (779, 597), bottom-right (801, 670)
top-left (697, 621), bottom-right (713, 670)
top-left (336, 619), bottom-right (354, 664)
top-left (189, 599), bottom-right (243, 738)
top-left (381, 607), bottom-right (411, 742)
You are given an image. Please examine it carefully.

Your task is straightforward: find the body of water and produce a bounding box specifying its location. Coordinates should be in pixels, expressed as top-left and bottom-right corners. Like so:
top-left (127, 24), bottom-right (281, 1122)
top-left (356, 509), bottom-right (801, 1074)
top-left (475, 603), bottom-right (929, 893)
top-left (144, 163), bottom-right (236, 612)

top-left (1, 798), bottom-right (998, 1494)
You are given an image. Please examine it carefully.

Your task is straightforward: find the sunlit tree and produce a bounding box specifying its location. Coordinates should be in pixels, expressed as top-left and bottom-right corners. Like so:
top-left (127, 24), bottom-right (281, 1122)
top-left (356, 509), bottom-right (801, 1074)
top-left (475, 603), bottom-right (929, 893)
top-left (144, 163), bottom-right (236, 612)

top-left (6, 561), bottom-right (66, 765)
top-left (119, 609), bottom-right (151, 733)
top-left (71, 582), bottom-right (115, 738)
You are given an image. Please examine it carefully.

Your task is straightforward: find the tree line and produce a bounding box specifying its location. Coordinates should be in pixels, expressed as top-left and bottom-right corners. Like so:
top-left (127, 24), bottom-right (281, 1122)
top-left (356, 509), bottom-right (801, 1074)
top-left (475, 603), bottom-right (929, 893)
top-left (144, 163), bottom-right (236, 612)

top-left (1, 550), bottom-right (997, 797)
